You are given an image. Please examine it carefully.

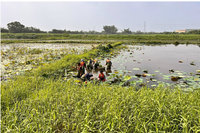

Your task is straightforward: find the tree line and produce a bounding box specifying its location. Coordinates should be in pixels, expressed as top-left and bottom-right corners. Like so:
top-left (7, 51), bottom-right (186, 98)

top-left (1, 22), bottom-right (46, 33)
top-left (0, 21), bottom-right (132, 34)
top-left (1, 21), bottom-right (200, 34)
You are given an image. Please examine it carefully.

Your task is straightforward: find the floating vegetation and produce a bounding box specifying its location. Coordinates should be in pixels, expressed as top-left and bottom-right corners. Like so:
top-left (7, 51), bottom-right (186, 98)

top-left (132, 68), bottom-right (140, 71)
top-left (169, 69), bottom-right (175, 73)
top-left (1, 43), bottom-right (94, 80)
top-left (171, 76), bottom-right (182, 81)
top-left (143, 70), bottom-right (148, 73)
top-left (190, 61), bottom-right (195, 66)
top-left (97, 44), bottom-right (200, 90)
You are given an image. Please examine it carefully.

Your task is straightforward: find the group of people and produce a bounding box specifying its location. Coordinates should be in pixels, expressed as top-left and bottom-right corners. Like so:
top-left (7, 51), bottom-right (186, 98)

top-left (76, 58), bottom-right (112, 82)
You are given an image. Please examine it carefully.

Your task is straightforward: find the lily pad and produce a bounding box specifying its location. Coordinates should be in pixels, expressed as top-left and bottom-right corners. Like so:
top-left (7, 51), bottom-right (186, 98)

top-left (151, 84), bottom-right (157, 87)
top-left (190, 62), bottom-right (195, 66)
top-left (143, 70), bottom-right (148, 73)
top-left (133, 68), bottom-right (140, 71)
top-left (171, 76), bottom-right (181, 82)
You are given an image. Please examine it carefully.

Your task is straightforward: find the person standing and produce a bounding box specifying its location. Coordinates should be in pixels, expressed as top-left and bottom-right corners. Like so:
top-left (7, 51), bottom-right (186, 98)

top-left (80, 59), bottom-right (86, 74)
top-left (76, 63), bottom-right (83, 78)
top-left (106, 58), bottom-right (112, 70)
top-left (87, 59), bottom-right (93, 71)
top-left (93, 59), bottom-right (99, 70)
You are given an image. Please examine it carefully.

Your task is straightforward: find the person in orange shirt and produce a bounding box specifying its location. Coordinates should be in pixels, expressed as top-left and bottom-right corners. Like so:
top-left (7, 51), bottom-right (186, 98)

top-left (98, 70), bottom-right (106, 82)
top-left (80, 59), bottom-right (86, 74)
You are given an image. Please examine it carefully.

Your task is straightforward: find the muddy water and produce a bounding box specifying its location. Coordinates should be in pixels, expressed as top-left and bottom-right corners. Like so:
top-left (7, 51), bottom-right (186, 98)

top-left (100, 44), bottom-right (200, 84)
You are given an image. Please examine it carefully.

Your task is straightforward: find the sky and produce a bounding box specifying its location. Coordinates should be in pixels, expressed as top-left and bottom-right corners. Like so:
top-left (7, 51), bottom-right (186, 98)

top-left (1, 2), bottom-right (200, 32)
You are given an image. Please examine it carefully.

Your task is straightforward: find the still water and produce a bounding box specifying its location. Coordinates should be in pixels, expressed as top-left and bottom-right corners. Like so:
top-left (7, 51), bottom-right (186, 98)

top-left (100, 44), bottom-right (200, 86)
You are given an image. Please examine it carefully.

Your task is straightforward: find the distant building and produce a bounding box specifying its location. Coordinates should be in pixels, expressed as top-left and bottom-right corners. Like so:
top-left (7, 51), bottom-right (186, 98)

top-left (175, 29), bottom-right (199, 33)
top-left (175, 30), bottom-right (186, 33)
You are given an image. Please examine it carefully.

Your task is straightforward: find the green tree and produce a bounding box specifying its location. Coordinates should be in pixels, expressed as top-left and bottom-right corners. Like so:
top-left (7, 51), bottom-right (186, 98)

top-left (1, 28), bottom-right (9, 33)
top-left (135, 30), bottom-right (143, 34)
top-left (24, 27), bottom-right (36, 33)
top-left (188, 30), bottom-right (200, 34)
top-left (49, 29), bottom-right (67, 33)
top-left (7, 21), bottom-right (25, 33)
top-left (103, 25), bottom-right (118, 34)
top-left (122, 28), bottom-right (132, 34)
top-left (24, 27), bottom-right (45, 33)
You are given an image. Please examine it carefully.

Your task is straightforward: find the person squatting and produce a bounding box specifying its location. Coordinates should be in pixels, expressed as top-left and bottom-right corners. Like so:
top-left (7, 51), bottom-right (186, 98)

top-left (76, 58), bottom-right (112, 83)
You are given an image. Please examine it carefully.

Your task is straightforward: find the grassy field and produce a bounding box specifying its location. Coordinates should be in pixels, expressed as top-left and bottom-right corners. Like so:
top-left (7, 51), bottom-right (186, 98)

top-left (1, 41), bottom-right (200, 132)
top-left (2, 79), bottom-right (200, 132)
top-left (1, 33), bottom-right (200, 44)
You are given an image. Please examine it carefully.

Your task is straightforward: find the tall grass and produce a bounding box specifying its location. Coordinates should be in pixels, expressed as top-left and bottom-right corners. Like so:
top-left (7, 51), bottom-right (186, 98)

top-left (1, 79), bottom-right (200, 132)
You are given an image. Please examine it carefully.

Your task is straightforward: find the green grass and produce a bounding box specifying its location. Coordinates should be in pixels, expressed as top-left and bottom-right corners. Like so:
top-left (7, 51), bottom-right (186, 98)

top-left (1, 80), bottom-right (200, 132)
top-left (1, 42), bottom-right (123, 110)
top-left (2, 33), bottom-right (200, 40)
top-left (1, 41), bottom-right (200, 132)
top-left (1, 33), bottom-right (200, 44)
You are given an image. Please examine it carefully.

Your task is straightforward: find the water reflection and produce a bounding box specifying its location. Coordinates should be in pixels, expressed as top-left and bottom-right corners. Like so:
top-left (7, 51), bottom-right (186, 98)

top-left (100, 44), bottom-right (200, 86)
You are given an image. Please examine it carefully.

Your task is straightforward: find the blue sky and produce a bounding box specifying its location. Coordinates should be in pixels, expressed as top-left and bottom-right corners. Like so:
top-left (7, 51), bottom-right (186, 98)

top-left (1, 2), bottom-right (200, 32)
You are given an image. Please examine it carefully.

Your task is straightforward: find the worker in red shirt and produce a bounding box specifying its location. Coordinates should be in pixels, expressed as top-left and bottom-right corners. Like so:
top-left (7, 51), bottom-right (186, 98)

top-left (98, 70), bottom-right (106, 82)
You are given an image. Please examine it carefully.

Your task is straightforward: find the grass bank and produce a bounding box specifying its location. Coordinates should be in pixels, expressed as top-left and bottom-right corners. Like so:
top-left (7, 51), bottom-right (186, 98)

top-left (1, 42), bottom-right (123, 111)
top-left (1, 33), bottom-right (200, 44)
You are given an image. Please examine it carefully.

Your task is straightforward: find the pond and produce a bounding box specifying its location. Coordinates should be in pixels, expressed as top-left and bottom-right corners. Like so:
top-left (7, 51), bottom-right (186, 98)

top-left (100, 44), bottom-right (200, 89)
top-left (1, 43), bottom-right (96, 80)
top-left (1, 43), bottom-right (96, 51)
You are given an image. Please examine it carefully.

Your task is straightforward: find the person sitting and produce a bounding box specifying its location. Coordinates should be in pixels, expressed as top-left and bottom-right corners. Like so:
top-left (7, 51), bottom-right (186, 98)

top-left (98, 70), bottom-right (106, 82)
top-left (82, 71), bottom-right (93, 81)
